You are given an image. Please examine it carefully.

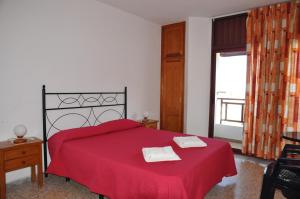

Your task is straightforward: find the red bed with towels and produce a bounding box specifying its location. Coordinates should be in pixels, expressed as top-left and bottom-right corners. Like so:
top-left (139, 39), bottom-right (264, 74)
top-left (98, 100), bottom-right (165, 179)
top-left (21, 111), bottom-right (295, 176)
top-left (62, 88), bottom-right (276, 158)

top-left (47, 119), bottom-right (236, 199)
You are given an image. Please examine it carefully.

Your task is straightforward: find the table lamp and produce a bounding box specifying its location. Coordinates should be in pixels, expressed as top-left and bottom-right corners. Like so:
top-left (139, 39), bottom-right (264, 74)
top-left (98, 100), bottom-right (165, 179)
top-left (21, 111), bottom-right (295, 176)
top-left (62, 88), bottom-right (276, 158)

top-left (143, 112), bottom-right (149, 122)
top-left (13, 124), bottom-right (27, 144)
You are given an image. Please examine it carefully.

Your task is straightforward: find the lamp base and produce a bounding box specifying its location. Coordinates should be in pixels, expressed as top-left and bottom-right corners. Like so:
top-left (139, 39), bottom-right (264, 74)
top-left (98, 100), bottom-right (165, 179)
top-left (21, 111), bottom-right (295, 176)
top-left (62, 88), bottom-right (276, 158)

top-left (13, 138), bottom-right (27, 144)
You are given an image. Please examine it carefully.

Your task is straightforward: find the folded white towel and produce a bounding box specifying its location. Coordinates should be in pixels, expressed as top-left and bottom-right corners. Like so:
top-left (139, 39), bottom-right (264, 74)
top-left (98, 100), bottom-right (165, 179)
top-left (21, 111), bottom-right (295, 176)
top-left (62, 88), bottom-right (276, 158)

top-left (142, 146), bottom-right (181, 162)
top-left (173, 136), bottom-right (207, 148)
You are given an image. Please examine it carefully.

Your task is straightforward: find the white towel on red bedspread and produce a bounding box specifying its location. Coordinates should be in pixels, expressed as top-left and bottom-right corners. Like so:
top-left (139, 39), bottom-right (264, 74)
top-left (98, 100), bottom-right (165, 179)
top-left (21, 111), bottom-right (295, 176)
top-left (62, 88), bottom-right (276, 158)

top-left (142, 146), bottom-right (181, 162)
top-left (173, 136), bottom-right (207, 148)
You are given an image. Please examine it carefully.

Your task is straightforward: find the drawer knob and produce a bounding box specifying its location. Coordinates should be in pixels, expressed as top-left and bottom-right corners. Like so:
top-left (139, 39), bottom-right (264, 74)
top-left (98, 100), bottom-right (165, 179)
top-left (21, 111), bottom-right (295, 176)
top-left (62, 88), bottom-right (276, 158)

top-left (22, 151), bottom-right (26, 155)
top-left (22, 161), bottom-right (26, 164)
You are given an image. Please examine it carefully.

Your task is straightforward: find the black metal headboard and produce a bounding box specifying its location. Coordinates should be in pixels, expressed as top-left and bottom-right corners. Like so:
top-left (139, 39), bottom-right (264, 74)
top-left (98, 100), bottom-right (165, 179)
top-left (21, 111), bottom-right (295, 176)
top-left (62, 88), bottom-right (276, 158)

top-left (42, 85), bottom-right (127, 174)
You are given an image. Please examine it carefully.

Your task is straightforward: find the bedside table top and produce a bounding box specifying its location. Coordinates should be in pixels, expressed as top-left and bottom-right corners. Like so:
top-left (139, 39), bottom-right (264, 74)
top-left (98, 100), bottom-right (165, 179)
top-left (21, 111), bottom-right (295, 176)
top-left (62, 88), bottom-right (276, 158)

top-left (138, 119), bottom-right (158, 124)
top-left (0, 137), bottom-right (42, 150)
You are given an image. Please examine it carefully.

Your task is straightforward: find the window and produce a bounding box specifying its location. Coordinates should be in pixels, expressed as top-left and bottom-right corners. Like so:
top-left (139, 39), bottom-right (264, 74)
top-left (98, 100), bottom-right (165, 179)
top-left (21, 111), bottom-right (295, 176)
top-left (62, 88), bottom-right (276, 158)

top-left (215, 52), bottom-right (247, 127)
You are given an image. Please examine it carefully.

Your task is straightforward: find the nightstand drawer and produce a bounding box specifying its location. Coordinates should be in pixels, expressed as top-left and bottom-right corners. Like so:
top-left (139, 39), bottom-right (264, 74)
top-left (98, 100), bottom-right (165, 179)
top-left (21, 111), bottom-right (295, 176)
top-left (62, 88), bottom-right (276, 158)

top-left (145, 123), bottom-right (158, 129)
top-left (138, 119), bottom-right (159, 129)
top-left (4, 145), bottom-right (39, 160)
top-left (5, 155), bottom-right (38, 171)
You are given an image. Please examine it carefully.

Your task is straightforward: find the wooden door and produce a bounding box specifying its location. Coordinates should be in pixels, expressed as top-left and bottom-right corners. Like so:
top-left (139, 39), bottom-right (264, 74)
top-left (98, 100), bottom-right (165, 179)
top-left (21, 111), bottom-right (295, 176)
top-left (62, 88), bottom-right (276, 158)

top-left (160, 22), bottom-right (185, 132)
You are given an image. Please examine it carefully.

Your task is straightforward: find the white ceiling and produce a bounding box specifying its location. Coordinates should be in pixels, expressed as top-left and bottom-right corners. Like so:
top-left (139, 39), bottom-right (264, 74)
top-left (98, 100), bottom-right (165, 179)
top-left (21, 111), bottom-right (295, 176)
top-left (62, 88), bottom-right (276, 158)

top-left (97, 0), bottom-right (285, 24)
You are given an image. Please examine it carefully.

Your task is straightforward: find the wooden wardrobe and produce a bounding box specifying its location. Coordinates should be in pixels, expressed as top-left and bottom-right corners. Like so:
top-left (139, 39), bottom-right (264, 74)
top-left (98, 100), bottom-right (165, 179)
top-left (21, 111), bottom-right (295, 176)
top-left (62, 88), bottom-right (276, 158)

top-left (160, 22), bottom-right (185, 132)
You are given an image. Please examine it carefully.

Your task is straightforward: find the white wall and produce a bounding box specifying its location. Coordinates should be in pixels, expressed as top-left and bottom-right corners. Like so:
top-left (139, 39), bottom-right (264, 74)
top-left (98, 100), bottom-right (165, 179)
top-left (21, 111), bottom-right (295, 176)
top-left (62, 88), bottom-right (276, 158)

top-left (185, 17), bottom-right (212, 136)
top-left (0, 0), bottom-right (161, 182)
top-left (214, 124), bottom-right (243, 141)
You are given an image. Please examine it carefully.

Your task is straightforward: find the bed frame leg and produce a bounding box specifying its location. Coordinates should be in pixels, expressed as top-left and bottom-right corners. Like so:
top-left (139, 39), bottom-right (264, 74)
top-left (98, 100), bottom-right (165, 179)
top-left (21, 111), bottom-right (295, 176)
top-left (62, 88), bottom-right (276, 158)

top-left (99, 194), bottom-right (104, 199)
top-left (66, 177), bottom-right (70, 182)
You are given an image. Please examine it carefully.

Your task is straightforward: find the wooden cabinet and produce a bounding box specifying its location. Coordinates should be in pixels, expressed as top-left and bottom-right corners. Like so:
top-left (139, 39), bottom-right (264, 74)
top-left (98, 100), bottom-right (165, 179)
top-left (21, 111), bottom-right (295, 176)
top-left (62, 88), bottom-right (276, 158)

top-left (0, 138), bottom-right (43, 198)
top-left (162, 24), bottom-right (185, 58)
top-left (161, 22), bottom-right (185, 133)
top-left (139, 119), bottom-right (159, 129)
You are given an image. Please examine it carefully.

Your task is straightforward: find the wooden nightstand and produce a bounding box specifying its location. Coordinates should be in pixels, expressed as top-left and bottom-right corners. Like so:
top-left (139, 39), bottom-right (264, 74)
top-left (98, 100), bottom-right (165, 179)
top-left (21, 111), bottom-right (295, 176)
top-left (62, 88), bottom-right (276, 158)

top-left (139, 119), bottom-right (159, 129)
top-left (0, 138), bottom-right (43, 198)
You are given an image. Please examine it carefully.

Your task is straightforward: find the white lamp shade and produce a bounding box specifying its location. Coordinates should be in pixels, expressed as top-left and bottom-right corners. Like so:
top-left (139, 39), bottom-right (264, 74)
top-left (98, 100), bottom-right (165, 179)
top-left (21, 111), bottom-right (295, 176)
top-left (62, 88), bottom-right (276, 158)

top-left (143, 112), bottom-right (149, 119)
top-left (13, 124), bottom-right (27, 138)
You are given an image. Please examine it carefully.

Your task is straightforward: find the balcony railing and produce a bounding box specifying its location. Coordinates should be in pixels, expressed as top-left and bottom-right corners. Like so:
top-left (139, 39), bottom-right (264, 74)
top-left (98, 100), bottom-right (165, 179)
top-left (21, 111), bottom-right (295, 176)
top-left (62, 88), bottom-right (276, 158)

top-left (217, 97), bottom-right (245, 124)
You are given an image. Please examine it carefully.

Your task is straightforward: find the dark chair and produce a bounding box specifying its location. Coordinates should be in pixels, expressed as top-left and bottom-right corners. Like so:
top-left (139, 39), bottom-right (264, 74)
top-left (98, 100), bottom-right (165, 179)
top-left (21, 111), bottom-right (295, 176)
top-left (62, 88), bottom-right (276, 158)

top-left (260, 144), bottom-right (300, 199)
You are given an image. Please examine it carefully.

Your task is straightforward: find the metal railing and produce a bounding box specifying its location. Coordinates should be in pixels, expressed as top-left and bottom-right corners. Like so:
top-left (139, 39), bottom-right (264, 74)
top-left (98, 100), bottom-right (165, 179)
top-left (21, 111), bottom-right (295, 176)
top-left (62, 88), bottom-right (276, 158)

top-left (217, 97), bottom-right (245, 124)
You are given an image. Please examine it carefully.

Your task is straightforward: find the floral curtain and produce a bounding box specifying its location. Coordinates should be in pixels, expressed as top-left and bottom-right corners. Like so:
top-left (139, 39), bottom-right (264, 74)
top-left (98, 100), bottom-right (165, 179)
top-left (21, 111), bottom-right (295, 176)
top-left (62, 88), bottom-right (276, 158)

top-left (243, 1), bottom-right (300, 159)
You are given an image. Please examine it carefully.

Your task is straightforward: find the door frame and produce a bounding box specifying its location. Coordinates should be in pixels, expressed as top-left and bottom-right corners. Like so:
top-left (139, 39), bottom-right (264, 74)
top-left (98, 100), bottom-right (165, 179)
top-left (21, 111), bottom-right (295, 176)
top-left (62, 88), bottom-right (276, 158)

top-left (208, 49), bottom-right (246, 138)
top-left (208, 14), bottom-right (247, 138)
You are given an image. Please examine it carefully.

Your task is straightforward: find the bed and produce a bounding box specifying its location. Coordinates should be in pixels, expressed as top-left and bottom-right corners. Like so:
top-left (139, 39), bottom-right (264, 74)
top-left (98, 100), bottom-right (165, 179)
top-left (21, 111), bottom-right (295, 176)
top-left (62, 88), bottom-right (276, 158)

top-left (42, 85), bottom-right (237, 199)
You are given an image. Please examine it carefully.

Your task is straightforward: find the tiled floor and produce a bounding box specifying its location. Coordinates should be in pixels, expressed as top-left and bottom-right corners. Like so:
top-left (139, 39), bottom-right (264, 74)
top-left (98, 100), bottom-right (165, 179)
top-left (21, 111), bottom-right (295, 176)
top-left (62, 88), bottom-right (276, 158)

top-left (205, 155), bottom-right (284, 199)
top-left (7, 155), bottom-right (285, 199)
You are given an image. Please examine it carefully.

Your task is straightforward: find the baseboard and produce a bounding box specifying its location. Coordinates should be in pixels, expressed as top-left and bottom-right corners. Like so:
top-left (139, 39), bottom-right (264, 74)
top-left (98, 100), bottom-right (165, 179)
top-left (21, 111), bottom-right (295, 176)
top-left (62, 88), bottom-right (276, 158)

top-left (232, 148), bottom-right (242, 154)
top-left (214, 136), bottom-right (242, 143)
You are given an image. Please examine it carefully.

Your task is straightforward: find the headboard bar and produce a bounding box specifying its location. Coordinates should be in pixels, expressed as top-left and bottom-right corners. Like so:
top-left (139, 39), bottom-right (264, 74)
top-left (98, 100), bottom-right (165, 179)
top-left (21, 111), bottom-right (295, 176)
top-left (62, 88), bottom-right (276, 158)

top-left (42, 85), bottom-right (127, 177)
top-left (42, 85), bottom-right (48, 176)
top-left (46, 92), bottom-right (125, 95)
top-left (124, 86), bottom-right (127, 119)
top-left (46, 103), bottom-right (126, 111)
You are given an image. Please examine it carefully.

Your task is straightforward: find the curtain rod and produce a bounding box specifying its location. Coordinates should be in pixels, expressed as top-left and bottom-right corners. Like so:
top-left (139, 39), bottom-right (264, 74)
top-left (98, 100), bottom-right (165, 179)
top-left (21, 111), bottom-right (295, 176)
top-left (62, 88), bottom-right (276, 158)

top-left (212, 0), bottom-right (292, 20)
top-left (212, 10), bottom-right (249, 20)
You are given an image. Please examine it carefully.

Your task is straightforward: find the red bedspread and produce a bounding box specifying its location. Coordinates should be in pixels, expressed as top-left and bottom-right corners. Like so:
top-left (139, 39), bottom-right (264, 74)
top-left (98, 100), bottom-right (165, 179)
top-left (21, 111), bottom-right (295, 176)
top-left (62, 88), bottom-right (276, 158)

top-left (47, 119), bottom-right (237, 199)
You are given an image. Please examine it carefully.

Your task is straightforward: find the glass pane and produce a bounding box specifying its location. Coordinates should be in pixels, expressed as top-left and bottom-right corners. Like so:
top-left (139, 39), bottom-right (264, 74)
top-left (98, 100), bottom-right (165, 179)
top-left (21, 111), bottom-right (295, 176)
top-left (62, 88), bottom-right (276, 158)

top-left (215, 53), bottom-right (246, 127)
top-left (226, 104), bottom-right (242, 121)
